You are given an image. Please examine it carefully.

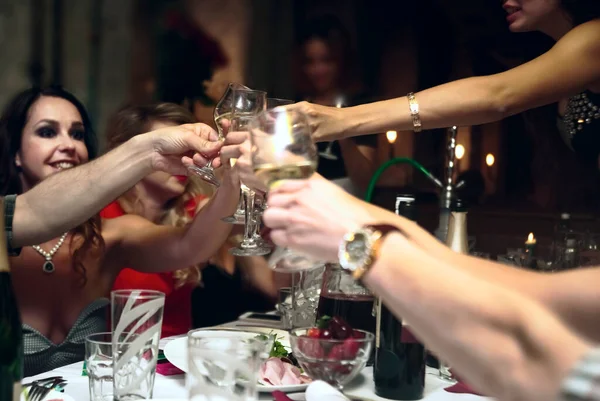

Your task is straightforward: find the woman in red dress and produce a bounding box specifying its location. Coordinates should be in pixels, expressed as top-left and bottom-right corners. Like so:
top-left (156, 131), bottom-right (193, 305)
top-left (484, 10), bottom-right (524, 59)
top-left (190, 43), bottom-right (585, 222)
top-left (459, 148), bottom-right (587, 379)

top-left (101, 103), bottom-right (215, 337)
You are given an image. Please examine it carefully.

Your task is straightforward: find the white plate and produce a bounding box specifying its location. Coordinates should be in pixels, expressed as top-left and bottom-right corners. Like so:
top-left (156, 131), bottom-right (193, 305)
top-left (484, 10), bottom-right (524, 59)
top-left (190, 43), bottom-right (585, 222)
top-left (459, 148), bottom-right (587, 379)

top-left (164, 327), bottom-right (309, 393)
top-left (21, 389), bottom-right (75, 401)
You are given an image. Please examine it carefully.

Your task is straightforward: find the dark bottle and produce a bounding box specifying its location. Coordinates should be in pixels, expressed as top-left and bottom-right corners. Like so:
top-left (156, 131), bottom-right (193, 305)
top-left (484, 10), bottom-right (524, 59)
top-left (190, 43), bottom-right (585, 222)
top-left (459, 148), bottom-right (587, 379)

top-left (374, 194), bottom-right (425, 400)
top-left (0, 198), bottom-right (23, 401)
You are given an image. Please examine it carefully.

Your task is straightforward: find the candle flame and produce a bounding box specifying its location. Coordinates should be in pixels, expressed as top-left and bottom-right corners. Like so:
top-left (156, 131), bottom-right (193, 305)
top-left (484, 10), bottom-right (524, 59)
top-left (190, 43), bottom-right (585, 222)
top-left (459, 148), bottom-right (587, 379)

top-left (526, 232), bottom-right (536, 243)
top-left (386, 130), bottom-right (397, 144)
top-left (455, 144), bottom-right (465, 160)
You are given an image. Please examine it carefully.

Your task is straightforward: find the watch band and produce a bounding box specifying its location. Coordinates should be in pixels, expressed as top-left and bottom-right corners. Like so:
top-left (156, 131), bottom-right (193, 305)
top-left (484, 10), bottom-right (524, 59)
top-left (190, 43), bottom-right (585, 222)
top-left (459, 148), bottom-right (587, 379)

top-left (4, 194), bottom-right (21, 257)
top-left (352, 224), bottom-right (400, 281)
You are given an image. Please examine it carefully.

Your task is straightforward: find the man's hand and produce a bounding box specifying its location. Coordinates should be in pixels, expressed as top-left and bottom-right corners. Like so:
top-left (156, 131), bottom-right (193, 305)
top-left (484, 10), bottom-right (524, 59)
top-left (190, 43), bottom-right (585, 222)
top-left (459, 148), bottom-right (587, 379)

top-left (263, 178), bottom-right (373, 261)
top-left (142, 123), bottom-right (223, 175)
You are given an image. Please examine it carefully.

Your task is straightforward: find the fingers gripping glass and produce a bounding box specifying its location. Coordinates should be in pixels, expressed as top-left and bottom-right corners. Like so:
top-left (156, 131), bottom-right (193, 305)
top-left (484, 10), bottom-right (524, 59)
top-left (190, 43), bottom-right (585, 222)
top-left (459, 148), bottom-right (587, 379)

top-left (249, 108), bottom-right (324, 272)
top-left (187, 82), bottom-right (250, 187)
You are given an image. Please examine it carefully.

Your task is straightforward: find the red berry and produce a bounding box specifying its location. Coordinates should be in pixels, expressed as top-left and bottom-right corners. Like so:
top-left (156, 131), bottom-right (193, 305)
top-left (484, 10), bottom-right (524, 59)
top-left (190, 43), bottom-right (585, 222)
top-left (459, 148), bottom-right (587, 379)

top-left (307, 328), bottom-right (321, 338)
top-left (343, 338), bottom-right (360, 359)
top-left (328, 344), bottom-right (345, 360)
top-left (329, 317), bottom-right (352, 340)
top-left (298, 336), bottom-right (325, 359)
top-left (351, 329), bottom-right (366, 339)
top-left (319, 329), bottom-right (332, 339)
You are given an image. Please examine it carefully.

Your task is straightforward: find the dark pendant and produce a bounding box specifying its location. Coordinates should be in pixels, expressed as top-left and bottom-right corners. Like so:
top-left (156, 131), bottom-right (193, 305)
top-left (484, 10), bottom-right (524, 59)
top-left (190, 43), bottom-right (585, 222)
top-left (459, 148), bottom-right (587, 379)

top-left (43, 261), bottom-right (55, 273)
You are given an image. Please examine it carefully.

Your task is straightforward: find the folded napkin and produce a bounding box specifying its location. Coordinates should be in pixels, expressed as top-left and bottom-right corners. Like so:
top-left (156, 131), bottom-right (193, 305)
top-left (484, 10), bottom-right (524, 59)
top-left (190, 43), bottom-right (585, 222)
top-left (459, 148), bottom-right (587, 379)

top-left (156, 360), bottom-right (184, 376)
top-left (444, 373), bottom-right (485, 396)
top-left (305, 381), bottom-right (350, 401)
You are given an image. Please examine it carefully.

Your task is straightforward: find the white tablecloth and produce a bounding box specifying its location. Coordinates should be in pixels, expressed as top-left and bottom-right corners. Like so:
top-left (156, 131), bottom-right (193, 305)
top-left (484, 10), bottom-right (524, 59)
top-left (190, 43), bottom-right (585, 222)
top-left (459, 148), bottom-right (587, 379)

top-left (25, 362), bottom-right (493, 401)
top-left (25, 320), bottom-right (494, 401)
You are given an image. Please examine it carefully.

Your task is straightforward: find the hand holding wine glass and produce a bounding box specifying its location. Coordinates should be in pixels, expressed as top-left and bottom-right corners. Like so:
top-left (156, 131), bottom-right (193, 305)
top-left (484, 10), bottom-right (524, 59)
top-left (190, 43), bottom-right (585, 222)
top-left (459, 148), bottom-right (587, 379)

top-left (187, 82), bottom-right (250, 187)
top-left (249, 108), bottom-right (324, 271)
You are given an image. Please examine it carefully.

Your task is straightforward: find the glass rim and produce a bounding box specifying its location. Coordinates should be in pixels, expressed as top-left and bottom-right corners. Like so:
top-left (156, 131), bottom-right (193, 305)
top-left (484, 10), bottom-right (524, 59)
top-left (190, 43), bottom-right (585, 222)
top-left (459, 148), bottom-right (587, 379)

top-left (85, 332), bottom-right (139, 345)
top-left (267, 97), bottom-right (294, 104)
top-left (289, 327), bottom-right (375, 343)
top-left (232, 87), bottom-right (267, 96)
top-left (111, 289), bottom-right (165, 300)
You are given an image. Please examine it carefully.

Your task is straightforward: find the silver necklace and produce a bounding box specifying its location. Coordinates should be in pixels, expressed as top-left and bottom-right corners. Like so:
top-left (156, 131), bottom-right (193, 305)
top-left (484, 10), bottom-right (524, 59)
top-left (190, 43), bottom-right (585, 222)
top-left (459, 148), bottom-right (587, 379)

top-left (563, 92), bottom-right (600, 138)
top-left (31, 233), bottom-right (68, 273)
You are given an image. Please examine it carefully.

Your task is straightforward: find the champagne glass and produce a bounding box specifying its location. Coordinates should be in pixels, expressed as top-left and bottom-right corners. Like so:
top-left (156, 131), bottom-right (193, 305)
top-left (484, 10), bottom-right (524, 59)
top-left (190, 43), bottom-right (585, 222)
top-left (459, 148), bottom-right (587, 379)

top-left (188, 82), bottom-right (250, 187)
top-left (213, 84), bottom-right (262, 225)
top-left (249, 108), bottom-right (324, 272)
top-left (228, 88), bottom-right (271, 256)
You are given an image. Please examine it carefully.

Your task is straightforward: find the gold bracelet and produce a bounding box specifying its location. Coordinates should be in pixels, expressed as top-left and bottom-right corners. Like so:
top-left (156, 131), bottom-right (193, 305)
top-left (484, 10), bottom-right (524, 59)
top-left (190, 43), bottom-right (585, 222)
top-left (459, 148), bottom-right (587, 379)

top-left (407, 92), bottom-right (422, 133)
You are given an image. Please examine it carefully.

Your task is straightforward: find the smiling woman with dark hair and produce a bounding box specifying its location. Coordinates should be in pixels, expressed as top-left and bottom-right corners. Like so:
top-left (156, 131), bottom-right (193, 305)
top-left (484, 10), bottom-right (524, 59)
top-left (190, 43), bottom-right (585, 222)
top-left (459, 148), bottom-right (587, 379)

top-left (0, 87), bottom-right (242, 375)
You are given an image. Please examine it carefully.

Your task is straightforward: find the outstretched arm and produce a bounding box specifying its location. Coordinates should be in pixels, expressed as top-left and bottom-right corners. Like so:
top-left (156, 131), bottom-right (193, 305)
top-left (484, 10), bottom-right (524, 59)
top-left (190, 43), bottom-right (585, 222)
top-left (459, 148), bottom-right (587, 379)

top-left (289, 21), bottom-right (600, 142)
top-left (365, 233), bottom-right (590, 401)
top-left (263, 178), bottom-right (600, 343)
top-left (11, 123), bottom-right (221, 247)
top-left (106, 165), bottom-right (240, 273)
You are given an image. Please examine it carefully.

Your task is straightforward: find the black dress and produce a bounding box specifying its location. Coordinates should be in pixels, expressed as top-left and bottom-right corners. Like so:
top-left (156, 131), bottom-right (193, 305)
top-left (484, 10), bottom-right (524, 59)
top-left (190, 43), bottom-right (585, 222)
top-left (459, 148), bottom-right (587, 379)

top-left (560, 90), bottom-right (600, 166)
top-left (302, 93), bottom-right (379, 180)
top-left (191, 264), bottom-right (274, 328)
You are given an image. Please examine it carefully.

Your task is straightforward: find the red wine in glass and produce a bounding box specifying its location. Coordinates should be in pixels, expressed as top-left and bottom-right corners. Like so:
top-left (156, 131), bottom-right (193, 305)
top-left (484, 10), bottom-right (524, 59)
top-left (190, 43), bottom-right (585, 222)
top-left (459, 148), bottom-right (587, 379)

top-left (316, 293), bottom-right (376, 335)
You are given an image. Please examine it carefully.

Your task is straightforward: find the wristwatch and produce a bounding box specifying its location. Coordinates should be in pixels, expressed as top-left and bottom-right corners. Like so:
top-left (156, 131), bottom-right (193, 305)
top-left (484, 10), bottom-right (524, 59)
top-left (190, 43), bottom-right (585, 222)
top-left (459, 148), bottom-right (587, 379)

top-left (338, 224), bottom-right (399, 281)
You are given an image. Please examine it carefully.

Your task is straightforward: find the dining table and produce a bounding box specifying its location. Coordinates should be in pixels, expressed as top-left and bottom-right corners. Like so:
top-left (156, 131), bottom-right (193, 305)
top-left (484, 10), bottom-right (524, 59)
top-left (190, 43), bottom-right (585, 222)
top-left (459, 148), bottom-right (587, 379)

top-left (24, 319), bottom-right (494, 401)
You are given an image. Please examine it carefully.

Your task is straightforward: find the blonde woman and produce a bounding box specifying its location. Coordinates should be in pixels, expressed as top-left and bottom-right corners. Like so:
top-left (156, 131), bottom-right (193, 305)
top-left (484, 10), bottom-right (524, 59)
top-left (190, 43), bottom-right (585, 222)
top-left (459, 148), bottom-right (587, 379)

top-left (101, 103), bottom-right (215, 337)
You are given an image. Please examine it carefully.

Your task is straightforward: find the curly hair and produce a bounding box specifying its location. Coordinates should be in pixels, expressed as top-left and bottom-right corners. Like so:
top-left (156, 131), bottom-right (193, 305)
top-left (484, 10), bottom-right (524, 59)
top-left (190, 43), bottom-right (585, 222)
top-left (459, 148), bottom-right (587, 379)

top-left (105, 102), bottom-right (213, 287)
top-left (561, 0), bottom-right (600, 25)
top-left (0, 86), bottom-right (104, 286)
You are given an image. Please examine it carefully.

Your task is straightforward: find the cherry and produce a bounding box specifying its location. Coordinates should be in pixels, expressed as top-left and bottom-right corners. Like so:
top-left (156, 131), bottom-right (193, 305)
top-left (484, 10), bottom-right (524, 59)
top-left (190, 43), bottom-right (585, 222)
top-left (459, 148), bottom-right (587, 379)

top-left (343, 338), bottom-right (360, 359)
top-left (319, 329), bottom-right (333, 339)
top-left (328, 344), bottom-right (345, 360)
top-left (329, 316), bottom-right (352, 340)
top-left (297, 336), bottom-right (324, 358)
top-left (307, 328), bottom-right (321, 338)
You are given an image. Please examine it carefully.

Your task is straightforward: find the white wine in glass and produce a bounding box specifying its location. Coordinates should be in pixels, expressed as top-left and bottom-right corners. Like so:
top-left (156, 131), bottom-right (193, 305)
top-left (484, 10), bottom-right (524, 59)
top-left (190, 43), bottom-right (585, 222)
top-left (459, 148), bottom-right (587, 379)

top-left (254, 160), bottom-right (317, 188)
top-left (250, 108), bottom-right (323, 272)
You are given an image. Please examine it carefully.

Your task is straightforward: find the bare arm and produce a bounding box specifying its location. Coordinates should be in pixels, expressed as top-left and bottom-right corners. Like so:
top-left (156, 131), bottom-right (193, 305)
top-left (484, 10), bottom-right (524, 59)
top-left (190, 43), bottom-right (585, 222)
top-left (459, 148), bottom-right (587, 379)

top-left (358, 199), bottom-right (600, 342)
top-left (338, 140), bottom-right (378, 194)
top-left (13, 136), bottom-right (153, 246)
top-left (108, 171), bottom-right (240, 273)
top-left (293, 21), bottom-right (600, 141)
top-left (12, 123), bottom-right (221, 247)
top-left (364, 233), bottom-right (591, 401)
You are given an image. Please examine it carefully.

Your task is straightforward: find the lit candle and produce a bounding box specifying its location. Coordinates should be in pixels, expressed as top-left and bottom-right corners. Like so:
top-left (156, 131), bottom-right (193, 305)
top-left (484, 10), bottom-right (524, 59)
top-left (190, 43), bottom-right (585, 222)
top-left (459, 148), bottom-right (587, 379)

top-left (525, 232), bottom-right (537, 261)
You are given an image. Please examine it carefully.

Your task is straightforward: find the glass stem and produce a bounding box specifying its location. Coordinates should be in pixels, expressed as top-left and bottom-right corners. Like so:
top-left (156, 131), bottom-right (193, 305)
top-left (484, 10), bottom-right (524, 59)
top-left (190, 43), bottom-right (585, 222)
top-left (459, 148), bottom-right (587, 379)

top-left (242, 189), bottom-right (256, 247)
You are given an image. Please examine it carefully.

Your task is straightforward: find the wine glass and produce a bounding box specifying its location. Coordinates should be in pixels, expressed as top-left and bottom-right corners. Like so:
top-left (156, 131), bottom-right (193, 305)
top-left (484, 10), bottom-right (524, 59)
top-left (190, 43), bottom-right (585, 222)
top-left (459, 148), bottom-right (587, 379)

top-left (213, 84), bottom-right (263, 225)
top-left (187, 83), bottom-right (249, 187)
top-left (228, 88), bottom-right (271, 257)
top-left (249, 108), bottom-right (324, 272)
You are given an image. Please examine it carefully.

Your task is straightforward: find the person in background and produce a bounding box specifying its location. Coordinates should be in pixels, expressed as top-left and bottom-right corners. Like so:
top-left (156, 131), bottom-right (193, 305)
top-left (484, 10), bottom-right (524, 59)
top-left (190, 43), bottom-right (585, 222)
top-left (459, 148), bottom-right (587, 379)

top-left (294, 15), bottom-right (378, 196)
top-left (287, 1), bottom-right (600, 168)
top-left (0, 86), bottom-right (241, 375)
top-left (101, 103), bottom-right (215, 338)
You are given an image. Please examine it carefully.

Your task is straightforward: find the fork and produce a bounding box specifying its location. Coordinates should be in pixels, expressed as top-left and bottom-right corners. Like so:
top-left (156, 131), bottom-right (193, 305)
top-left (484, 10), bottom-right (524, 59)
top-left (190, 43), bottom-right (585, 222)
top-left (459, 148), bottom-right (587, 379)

top-left (27, 383), bottom-right (53, 401)
top-left (25, 378), bottom-right (67, 401)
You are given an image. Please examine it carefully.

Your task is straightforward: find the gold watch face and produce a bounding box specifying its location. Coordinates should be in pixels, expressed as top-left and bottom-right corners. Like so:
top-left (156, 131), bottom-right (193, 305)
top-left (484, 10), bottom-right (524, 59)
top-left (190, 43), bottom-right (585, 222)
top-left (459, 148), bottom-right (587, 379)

top-left (339, 229), bottom-right (373, 272)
